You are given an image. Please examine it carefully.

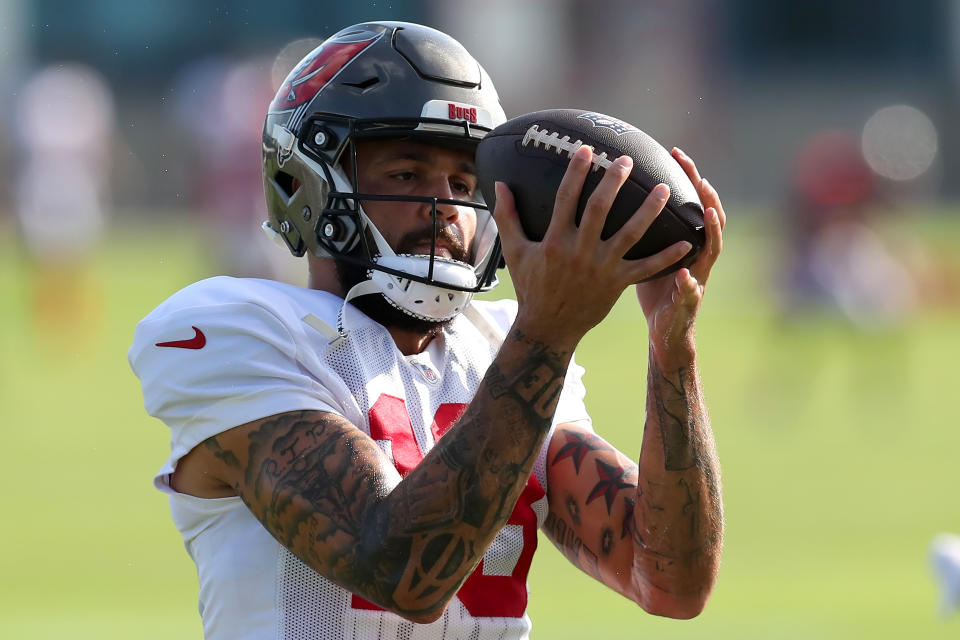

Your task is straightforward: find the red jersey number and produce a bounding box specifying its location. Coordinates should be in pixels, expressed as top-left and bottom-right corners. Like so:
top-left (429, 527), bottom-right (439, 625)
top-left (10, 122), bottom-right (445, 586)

top-left (352, 394), bottom-right (544, 618)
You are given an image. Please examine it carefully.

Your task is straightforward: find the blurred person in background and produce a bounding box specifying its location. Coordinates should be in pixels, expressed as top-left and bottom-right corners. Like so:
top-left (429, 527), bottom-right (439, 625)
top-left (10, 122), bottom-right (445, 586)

top-left (12, 62), bottom-right (115, 340)
top-left (778, 130), bottom-right (917, 328)
top-left (931, 533), bottom-right (960, 617)
top-left (173, 56), bottom-right (292, 281)
top-left (129, 20), bottom-right (725, 639)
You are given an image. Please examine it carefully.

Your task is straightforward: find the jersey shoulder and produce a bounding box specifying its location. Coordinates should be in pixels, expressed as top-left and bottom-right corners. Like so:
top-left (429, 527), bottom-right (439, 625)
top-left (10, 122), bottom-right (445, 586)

top-left (131, 277), bottom-right (345, 353)
top-left (129, 277), bottom-right (350, 491)
top-left (128, 277), bottom-right (348, 396)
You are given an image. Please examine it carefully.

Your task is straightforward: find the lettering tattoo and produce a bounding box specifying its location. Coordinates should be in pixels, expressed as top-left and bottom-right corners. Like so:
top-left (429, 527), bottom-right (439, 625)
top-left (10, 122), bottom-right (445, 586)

top-left (544, 511), bottom-right (601, 579)
top-left (486, 329), bottom-right (569, 421)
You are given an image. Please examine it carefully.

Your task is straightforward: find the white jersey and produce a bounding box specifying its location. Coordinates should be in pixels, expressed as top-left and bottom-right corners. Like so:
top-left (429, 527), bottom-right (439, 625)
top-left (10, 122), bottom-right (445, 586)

top-left (129, 277), bottom-right (592, 640)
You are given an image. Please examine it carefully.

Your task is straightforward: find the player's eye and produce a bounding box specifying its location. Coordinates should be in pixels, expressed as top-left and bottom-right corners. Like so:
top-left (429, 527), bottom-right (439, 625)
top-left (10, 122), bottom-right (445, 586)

top-left (390, 171), bottom-right (415, 182)
top-left (452, 179), bottom-right (475, 197)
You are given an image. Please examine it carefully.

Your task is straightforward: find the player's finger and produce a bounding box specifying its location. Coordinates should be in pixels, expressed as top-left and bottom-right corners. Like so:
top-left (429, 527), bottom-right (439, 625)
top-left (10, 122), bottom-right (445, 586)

top-left (671, 147), bottom-right (703, 187)
top-left (548, 144), bottom-right (593, 234)
top-left (622, 240), bottom-right (692, 284)
top-left (578, 154), bottom-right (633, 246)
top-left (688, 206), bottom-right (722, 284)
top-left (607, 183), bottom-right (670, 257)
top-left (700, 178), bottom-right (726, 231)
top-left (492, 182), bottom-right (529, 263)
top-left (673, 147), bottom-right (726, 231)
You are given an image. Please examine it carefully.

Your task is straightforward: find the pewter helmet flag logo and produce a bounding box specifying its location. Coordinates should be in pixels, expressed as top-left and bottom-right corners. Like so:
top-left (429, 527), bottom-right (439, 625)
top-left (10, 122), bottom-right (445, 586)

top-left (269, 31), bottom-right (383, 112)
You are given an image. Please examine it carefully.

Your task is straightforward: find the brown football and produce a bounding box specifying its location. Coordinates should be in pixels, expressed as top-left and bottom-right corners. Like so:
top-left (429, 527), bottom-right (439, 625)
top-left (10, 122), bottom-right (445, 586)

top-left (476, 108), bottom-right (705, 280)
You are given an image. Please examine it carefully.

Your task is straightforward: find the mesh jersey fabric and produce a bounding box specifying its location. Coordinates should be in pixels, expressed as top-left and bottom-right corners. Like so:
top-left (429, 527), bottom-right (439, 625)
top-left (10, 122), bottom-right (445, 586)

top-left (129, 276), bottom-right (593, 640)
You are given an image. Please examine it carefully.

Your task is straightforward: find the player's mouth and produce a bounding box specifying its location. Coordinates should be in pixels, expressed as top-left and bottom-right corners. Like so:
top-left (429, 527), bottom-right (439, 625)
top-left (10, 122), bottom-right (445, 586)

top-left (410, 242), bottom-right (453, 258)
top-left (396, 226), bottom-right (469, 263)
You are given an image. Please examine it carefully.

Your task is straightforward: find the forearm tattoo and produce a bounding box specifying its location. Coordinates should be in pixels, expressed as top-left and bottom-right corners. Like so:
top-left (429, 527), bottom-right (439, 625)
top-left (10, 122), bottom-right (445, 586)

top-left (650, 364), bottom-right (697, 471)
top-left (634, 355), bottom-right (723, 593)
top-left (206, 327), bottom-right (574, 620)
top-left (486, 329), bottom-right (568, 421)
top-left (541, 354), bottom-right (722, 601)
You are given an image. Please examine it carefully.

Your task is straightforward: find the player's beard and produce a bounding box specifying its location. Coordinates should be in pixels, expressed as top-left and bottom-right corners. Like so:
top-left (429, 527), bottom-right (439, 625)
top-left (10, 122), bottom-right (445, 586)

top-left (335, 224), bottom-right (471, 335)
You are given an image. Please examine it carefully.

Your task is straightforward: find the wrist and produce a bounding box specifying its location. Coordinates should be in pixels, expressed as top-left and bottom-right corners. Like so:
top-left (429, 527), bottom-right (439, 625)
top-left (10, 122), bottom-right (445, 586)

top-left (649, 335), bottom-right (697, 370)
top-left (511, 313), bottom-right (583, 354)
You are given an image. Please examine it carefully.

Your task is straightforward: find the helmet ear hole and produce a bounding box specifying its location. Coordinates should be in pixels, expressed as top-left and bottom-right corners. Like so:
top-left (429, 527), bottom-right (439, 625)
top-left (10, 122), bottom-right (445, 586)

top-left (274, 171), bottom-right (299, 199)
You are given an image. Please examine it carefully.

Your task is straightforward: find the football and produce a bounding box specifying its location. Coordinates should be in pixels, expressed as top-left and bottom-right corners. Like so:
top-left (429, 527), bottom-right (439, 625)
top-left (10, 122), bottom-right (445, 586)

top-left (476, 108), bottom-right (705, 280)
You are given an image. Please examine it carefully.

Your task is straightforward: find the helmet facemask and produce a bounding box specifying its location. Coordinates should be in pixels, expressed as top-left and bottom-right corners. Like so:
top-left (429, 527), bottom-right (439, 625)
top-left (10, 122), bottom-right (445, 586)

top-left (321, 132), bottom-right (501, 324)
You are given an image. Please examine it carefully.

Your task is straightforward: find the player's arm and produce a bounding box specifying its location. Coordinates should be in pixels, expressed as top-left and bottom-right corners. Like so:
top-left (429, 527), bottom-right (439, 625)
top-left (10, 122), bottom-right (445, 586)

top-left (542, 147), bottom-right (725, 618)
top-left (543, 360), bottom-right (722, 619)
top-left (174, 325), bottom-right (575, 625)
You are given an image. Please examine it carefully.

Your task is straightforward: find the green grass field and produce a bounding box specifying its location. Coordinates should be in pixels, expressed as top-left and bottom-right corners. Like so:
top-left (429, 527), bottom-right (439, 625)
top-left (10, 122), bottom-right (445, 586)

top-left (2, 215), bottom-right (959, 638)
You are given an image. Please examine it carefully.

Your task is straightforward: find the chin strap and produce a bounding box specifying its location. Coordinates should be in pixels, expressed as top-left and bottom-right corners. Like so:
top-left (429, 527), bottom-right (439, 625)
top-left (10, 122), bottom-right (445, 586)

top-left (370, 255), bottom-right (476, 321)
top-left (301, 279), bottom-right (381, 347)
top-left (303, 299), bottom-right (505, 351)
top-left (461, 304), bottom-right (504, 347)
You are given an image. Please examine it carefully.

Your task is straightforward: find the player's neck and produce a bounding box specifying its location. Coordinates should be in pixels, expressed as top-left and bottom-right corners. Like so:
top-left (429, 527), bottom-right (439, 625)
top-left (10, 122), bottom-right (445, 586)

top-left (307, 258), bottom-right (342, 295)
top-left (307, 258), bottom-right (443, 355)
top-left (387, 324), bottom-right (441, 356)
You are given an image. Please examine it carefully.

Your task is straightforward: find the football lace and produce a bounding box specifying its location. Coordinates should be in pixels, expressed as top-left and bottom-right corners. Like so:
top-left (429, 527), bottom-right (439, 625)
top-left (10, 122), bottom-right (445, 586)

top-left (520, 125), bottom-right (612, 172)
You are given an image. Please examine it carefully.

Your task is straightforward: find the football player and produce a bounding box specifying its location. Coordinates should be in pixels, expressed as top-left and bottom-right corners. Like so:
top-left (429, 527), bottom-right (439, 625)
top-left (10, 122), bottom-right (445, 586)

top-left (129, 20), bottom-right (726, 639)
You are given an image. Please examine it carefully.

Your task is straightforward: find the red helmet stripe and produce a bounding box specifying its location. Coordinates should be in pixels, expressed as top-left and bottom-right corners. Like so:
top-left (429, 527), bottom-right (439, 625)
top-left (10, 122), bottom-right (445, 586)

top-left (270, 36), bottom-right (378, 112)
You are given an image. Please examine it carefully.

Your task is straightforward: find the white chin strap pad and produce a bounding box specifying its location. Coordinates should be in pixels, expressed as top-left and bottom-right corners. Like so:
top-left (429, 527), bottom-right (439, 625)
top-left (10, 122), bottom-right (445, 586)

top-left (337, 185), bottom-right (477, 322)
top-left (368, 254), bottom-right (477, 322)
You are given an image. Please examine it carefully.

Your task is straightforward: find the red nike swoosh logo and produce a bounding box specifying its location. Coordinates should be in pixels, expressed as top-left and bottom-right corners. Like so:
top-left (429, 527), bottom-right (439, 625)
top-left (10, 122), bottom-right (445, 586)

top-left (156, 326), bottom-right (206, 350)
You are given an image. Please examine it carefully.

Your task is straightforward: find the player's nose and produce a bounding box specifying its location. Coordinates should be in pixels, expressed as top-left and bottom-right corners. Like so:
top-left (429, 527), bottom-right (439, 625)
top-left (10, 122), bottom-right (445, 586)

top-left (422, 174), bottom-right (461, 223)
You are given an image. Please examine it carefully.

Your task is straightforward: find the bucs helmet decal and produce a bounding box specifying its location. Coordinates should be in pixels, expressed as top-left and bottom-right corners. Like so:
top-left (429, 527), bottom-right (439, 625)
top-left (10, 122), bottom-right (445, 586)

top-left (269, 30), bottom-right (383, 115)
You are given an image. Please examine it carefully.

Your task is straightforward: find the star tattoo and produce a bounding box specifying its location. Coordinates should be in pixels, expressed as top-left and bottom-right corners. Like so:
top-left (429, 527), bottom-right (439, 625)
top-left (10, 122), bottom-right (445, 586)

top-left (620, 495), bottom-right (646, 546)
top-left (600, 526), bottom-right (614, 556)
top-left (586, 459), bottom-right (633, 514)
top-left (551, 430), bottom-right (613, 474)
top-left (566, 494), bottom-right (582, 527)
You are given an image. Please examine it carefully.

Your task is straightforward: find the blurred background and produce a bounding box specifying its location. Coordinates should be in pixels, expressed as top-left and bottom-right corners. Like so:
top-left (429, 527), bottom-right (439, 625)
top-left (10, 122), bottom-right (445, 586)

top-left (2, 0), bottom-right (959, 638)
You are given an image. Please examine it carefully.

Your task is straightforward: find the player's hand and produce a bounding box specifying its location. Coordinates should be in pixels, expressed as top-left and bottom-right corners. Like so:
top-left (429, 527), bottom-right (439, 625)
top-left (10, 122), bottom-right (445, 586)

top-left (494, 145), bottom-right (691, 349)
top-left (635, 147), bottom-right (725, 365)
